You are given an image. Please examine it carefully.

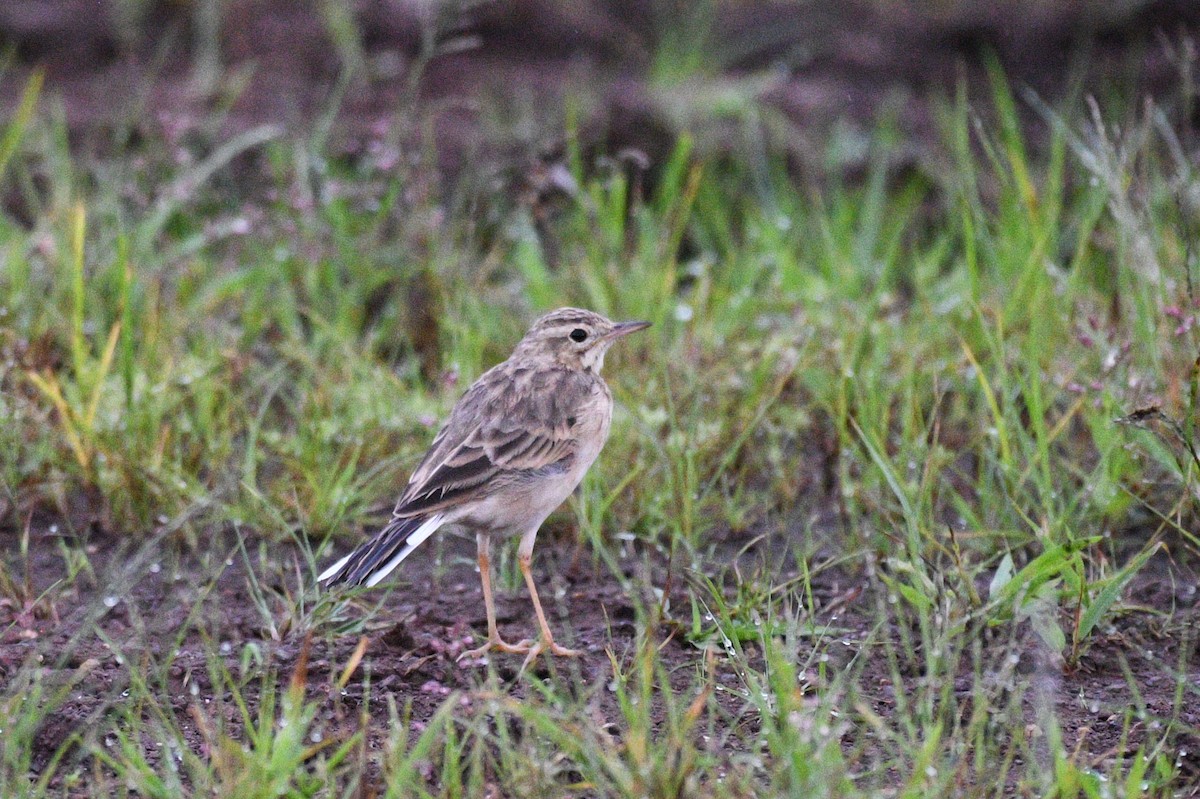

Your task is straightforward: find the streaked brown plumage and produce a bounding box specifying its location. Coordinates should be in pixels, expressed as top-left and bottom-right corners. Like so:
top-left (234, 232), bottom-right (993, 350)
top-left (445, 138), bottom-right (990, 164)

top-left (320, 307), bottom-right (649, 665)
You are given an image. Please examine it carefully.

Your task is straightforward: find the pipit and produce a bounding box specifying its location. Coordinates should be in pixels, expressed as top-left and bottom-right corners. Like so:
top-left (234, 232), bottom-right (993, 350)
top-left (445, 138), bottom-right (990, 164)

top-left (319, 307), bottom-right (649, 665)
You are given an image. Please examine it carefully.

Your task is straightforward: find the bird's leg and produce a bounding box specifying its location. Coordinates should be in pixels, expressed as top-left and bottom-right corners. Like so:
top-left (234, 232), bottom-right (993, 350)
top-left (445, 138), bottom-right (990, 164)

top-left (459, 533), bottom-right (533, 661)
top-left (517, 528), bottom-right (581, 670)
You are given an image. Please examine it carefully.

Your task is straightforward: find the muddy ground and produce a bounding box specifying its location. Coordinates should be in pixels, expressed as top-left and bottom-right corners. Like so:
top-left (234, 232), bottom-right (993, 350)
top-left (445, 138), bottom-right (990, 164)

top-left (3, 515), bottom-right (1200, 792)
top-left (3, 1), bottom-right (1200, 177)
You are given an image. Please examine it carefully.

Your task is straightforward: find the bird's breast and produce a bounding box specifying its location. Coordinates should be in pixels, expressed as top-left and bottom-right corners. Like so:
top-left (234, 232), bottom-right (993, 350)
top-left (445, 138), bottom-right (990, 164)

top-left (458, 381), bottom-right (613, 538)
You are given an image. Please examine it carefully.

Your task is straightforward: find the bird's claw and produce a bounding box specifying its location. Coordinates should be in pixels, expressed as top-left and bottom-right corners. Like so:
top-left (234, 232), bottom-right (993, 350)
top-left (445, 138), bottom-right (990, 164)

top-left (519, 639), bottom-right (582, 672)
top-left (458, 636), bottom-right (582, 668)
top-left (457, 637), bottom-right (535, 662)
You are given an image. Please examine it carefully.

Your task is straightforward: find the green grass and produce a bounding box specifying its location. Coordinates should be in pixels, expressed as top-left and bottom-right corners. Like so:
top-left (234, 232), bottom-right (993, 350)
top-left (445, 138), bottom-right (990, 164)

top-left (2, 41), bottom-right (1200, 798)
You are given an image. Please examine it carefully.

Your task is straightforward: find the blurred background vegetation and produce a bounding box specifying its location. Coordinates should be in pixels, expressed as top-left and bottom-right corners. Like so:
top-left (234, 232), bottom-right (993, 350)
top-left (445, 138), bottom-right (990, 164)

top-left (3, 0), bottom-right (1196, 174)
top-left (2, 0), bottom-right (1197, 540)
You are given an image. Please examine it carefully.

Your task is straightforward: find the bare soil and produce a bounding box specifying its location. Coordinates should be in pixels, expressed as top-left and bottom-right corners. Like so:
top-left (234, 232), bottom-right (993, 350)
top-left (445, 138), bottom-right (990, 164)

top-left (4, 517), bottom-right (1199, 791)
top-left (2, 1), bottom-right (1199, 175)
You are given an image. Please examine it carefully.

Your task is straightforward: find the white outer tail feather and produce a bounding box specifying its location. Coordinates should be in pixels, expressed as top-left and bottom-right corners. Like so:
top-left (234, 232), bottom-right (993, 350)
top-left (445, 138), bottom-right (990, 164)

top-left (319, 513), bottom-right (446, 585)
top-left (364, 514), bottom-right (445, 586)
top-left (317, 553), bottom-right (352, 583)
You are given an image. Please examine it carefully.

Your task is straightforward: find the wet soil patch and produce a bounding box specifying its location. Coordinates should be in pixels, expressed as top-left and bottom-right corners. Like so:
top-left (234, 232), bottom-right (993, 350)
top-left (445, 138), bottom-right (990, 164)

top-left (3, 518), bottom-right (1198, 791)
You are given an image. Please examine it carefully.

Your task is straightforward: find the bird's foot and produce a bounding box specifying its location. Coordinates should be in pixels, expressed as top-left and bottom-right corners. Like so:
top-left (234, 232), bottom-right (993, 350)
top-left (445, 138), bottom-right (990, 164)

top-left (457, 636), bottom-right (535, 662)
top-left (519, 638), bottom-right (582, 672)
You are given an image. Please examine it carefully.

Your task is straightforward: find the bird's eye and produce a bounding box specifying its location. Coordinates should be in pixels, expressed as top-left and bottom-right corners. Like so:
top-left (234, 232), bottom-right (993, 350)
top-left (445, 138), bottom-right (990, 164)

top-left (569, 328), bottom-right (588, 342)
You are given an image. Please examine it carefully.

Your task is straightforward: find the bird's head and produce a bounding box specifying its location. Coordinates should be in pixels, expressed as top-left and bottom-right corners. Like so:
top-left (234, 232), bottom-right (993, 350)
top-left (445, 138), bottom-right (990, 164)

top-left (514, 307), bottom-right (650, 373)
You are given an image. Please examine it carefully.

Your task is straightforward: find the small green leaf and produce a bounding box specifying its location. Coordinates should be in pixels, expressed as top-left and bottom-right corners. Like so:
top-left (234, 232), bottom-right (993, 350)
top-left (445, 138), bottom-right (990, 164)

top-left (1029, 606), bottom-right (1067, 653)
top-left (896, 581), bottom-right (934, 612)
top-left (1077, 542), bottom-right (1162, 641)
top-left (989, 552), bottom-right (1014, 598)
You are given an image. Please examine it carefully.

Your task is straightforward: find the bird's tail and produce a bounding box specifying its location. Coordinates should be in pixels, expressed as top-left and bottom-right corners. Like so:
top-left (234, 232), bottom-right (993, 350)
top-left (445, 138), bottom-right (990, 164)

top-left (318, 513), bottom-right (445, 588)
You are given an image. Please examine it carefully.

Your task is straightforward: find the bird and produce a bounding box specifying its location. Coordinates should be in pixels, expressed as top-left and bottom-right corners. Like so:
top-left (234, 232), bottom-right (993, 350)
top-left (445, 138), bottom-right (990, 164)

top-left (319, 307), bottom-right (650, 666)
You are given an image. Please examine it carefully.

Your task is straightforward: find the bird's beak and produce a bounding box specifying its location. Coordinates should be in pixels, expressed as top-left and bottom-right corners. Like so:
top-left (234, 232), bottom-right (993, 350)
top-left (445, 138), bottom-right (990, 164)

top-left (608, 320), bottom-right (652, 339)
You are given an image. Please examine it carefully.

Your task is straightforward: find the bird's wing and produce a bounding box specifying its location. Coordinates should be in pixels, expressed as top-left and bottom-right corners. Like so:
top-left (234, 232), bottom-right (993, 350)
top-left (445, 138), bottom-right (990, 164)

top-left (391, 365), bottom-right (588, 518)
